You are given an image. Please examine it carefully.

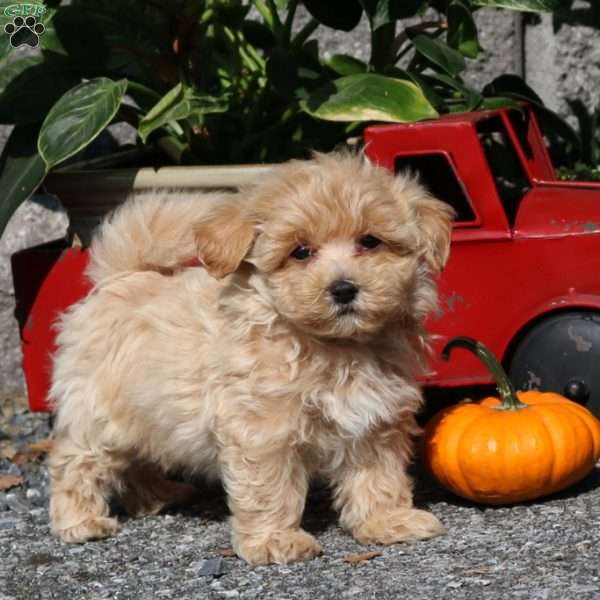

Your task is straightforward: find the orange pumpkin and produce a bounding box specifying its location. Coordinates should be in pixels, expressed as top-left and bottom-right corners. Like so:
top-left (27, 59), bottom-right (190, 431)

top-left (423, 336), bottom-right (600, 504)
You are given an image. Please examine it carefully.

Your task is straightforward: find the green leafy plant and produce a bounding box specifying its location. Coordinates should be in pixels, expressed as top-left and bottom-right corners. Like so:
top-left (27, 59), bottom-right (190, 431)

top-left (0, 0), bottom-right (558, 234)
top-left (557, 163), bottom-right (600, 181)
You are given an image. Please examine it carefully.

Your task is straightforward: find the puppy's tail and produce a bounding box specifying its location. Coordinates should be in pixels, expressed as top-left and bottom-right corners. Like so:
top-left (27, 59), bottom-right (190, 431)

top-left (87, 192), bottom-right (224, 284)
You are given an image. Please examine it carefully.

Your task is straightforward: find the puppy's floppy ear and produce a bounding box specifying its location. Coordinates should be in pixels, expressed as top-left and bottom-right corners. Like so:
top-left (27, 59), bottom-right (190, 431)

top-left (194, 198), bottom-right (255, 279)
top-left (412, 196), bottom-right (455, 273)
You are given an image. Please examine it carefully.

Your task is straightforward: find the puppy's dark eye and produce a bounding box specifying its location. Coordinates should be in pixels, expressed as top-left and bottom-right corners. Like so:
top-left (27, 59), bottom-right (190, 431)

top-left (290, 245), bottom-right (313, 260)
top-left (359, 234), bottom-right (381, 249)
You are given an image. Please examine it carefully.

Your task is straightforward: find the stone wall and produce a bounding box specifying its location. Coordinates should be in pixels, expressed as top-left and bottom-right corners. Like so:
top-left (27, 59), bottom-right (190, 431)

top-left (1, 5), bottom-right (600, 394)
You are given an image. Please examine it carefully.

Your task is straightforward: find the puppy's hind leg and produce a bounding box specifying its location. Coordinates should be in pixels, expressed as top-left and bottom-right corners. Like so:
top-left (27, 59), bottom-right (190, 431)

top-left (48, 436), bottom-right (127, 543)
top-left (119, 463), bottom-right (199, 517)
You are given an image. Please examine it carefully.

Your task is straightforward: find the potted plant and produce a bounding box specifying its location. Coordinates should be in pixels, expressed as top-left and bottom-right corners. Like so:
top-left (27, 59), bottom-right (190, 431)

top-left (0, 0), bottom-right (568, 237)
top-left (0, 0), bottom-right (564, 409)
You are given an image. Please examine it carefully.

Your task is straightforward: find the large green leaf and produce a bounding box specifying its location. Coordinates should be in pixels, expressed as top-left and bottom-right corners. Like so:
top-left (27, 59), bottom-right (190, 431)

top-left (0, 124), bottom-right (46, 237)
top-left (38, 78), bottom-right (128, 169)
top-left (447, 0), bottom-right (482, 59)
top-left (301, 73), bottom-right (438, 123)
top-left (326, 55), bottom-right (368, 76)
top-left (412, 34), bottom-right (466, 76)
top-left (302, 0), bottom-right (363, 32)
top-left (138, 83), bottom-right (229, 143)
top-left (472, 0), bottom-right (556, 11)
top-left (0, 56), bottom-right (80, 125)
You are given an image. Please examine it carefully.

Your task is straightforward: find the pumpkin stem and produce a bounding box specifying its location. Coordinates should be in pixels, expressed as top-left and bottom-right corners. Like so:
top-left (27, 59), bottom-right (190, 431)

top-left (442, 336), bottom-right (527, 411)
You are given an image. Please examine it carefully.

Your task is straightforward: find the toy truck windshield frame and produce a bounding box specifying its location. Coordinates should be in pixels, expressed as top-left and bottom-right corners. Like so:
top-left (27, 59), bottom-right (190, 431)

top-left (364, 104), bottom-right (557, 231)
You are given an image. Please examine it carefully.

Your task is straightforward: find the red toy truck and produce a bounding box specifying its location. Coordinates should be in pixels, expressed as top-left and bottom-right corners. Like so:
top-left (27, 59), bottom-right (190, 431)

top-left (12, 104), bottom-right (600, 416)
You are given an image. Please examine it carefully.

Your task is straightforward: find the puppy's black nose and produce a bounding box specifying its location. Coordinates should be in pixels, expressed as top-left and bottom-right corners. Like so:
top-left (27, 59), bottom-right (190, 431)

top-left (330, 279), bottom-right (359, 304)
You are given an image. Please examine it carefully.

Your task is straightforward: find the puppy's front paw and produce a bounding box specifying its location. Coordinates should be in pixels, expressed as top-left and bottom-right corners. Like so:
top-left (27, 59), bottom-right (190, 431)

top-left (234, 528), bottom-right (322, 565)
top-left (54, 516), bottom-right (119, 543)
top-left (353, 508), bottom-right (446, 545)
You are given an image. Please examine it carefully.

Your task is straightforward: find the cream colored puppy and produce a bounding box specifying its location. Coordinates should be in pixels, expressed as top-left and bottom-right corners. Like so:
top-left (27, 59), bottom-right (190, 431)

top-left (48, 152), bottom-right (453, 565)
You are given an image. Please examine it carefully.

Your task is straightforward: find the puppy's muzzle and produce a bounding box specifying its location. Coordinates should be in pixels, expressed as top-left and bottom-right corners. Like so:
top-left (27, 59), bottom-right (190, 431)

top-left (330, 279), bottom-right (359, 305)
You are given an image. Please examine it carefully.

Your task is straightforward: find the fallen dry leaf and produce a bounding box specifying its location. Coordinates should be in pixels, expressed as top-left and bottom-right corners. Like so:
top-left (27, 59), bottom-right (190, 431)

top-left (220, 548), bottom-right (236, 558)
top-left (0, 443), bottom-right (17, 460)
top-left (0, 395), bottom-right (28, 421)
top-left (462, 567), bottom-right (493, 576)
top-left (12, 438), bottom-right (53, 465)
top-left (343, 551), bottom-right (382, 564)
top-left (0, 474), bottom-right (23, 491)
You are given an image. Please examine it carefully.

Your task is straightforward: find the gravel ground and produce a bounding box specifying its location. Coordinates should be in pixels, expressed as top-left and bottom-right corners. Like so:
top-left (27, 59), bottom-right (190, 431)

top-left (2, 394), bottom-right (600, 600)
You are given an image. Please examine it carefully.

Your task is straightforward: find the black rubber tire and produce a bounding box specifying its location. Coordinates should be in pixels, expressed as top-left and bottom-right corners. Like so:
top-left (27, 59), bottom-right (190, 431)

top-left (508, 311), bottom-right (600, 418)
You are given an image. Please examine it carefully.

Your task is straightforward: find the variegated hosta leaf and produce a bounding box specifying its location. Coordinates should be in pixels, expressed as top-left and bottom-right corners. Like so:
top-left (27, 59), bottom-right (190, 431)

top-left (302, 73), bottom-right (438, 123)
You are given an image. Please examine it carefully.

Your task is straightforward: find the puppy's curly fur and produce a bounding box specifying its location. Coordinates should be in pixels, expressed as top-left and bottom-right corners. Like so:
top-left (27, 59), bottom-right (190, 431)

top-left (48, 152), bottom-right (453, 565)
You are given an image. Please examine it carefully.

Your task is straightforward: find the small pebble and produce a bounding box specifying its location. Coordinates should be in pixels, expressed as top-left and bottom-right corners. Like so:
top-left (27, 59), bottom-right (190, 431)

top-left (25, 488), bottom-right (41, 500)
top-left (199, 557), bottom-right (225, 578)
top-left (6, 463), bottom-right (21, 476)
top-left (4, 492), bottom-right (30, 513)
top-left (0, 516), bottom-right (19, 530)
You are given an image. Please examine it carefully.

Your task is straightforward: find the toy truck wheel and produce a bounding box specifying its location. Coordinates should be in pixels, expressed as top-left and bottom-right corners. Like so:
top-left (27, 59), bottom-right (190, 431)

top-left (507, 311), bottom-right (600, 418)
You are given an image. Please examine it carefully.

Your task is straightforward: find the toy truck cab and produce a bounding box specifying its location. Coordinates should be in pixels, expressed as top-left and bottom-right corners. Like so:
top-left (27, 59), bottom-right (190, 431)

top-left (365, 105), bottom-right (600, 416)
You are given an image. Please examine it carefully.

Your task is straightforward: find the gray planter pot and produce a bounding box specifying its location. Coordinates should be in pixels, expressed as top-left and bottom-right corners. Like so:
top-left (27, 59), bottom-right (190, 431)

top-left (44, 164), bottom-right (274, 246)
